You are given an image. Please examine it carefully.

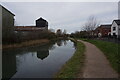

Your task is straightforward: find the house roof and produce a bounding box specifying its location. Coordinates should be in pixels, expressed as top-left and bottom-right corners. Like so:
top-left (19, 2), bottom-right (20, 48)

top-left (0, 4), bottom-right (15, 16)
top-left (36, 17), bottom-right (47, 22)
top-left (99, 24), bottom-right (111, 28)
top-left (113, 20), bottom-right (120, 25)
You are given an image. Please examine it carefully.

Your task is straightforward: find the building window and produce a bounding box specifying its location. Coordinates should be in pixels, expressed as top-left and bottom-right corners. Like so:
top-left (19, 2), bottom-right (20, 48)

top-left (113, 33), bottom-right (116, 36)
top-left (113, 33), bottom-right (117, 38)
top-left (113, 27), bottom-right (116, 31)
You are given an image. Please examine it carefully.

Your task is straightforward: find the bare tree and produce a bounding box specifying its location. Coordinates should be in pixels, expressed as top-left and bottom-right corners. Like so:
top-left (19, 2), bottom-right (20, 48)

top-left (49, 28), bottom-right (55, 33)
top-left (56, 29), bottom-right (62, 36)
top-left (63, 29), bottom-right (67, 35)
top-left (63, 29), bottom-right (67, 37)
top-left (83, 15), bottom-right (100, 38)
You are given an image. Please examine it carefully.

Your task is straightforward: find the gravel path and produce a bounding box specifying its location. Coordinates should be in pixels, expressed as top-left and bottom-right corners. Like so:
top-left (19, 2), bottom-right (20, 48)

top-left (78, 40), bottom-right (118, 78)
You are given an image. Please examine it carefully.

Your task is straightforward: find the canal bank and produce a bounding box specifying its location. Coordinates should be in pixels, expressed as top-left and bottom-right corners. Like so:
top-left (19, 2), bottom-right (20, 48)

top-left (2, 37), bottom-right (69, 49)
top-left (55, 40), bottom-right (85, 78)
top-left (2, 39), bottom-right (50, 49)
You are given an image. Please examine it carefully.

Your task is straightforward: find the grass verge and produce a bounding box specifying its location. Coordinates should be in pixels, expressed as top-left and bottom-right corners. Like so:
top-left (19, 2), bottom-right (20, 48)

top-left (81, 39), bottom-right (120, 73)
top-left (55, 40), bottom-right (85, 78)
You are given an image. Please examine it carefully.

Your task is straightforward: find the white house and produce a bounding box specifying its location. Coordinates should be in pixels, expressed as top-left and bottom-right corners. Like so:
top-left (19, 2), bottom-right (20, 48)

top-left (111, 20), bottom-right (120, 38)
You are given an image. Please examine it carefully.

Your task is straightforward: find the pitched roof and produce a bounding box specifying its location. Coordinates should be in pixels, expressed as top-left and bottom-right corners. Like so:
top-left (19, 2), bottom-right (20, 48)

top-left (99, 24), bottom-right (111, 28)
top-left (113, 20), bottom-right (120, 25)
top-left (0, 4), bottom-right (15, 16)
top-left (36, 17), bottom-right (47, 21)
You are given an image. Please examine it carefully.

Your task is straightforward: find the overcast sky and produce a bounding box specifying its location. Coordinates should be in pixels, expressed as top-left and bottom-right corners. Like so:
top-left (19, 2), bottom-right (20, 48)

top-left (0, 1), bottom-right (119, 33)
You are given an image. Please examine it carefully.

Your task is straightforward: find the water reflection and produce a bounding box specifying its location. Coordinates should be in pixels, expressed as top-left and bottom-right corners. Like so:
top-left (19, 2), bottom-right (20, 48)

top-left (56, 40), bottom-right (62, 46)
top-left (56, 39), bottom-right (68, 47)
top-left (0, 49), bottom-right (2, 80)
top-left (37, 50), bottom-right (49, 60)
top-left (2, 40), bottom-right (75, 79)
top-left (2, 52), bottom-right (16, 80)
top-left (63, 40), bottom-right (67, 46)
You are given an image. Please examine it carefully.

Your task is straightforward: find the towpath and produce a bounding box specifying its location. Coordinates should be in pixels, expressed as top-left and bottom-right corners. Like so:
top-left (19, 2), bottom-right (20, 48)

top-left (78, 40), bottom-right (118, 78)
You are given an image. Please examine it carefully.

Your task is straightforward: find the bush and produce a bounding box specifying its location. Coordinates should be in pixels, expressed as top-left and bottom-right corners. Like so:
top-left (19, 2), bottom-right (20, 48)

top-left (3, 30), bottom-right (57, 45)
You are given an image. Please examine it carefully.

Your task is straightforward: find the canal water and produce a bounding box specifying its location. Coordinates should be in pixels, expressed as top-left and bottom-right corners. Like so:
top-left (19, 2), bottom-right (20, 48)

top-left (2, 40), bottom-right (76, 79)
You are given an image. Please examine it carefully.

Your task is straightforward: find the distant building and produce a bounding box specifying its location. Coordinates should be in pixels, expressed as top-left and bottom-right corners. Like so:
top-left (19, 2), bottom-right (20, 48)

top-left (95, 24), bottom-right (111, 37)
top-left (111, 20), bottom-right (120, 38)
top-left (15, 17), bottom-right (48, 31)
top-left (1, 5), bottom-right (15, 43)
top-left (36, 17), bottom-right (48, 30)
top-left (15, 26), bottom-right (44, 31)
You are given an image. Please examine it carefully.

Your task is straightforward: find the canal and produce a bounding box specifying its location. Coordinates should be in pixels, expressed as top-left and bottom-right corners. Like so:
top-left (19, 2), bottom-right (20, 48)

top-left (2, 40), bottom-right (76, 79)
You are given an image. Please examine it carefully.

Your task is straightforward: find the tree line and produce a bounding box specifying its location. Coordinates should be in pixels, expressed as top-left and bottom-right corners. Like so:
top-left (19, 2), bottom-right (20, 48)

top-left (3, 28), bottom-right (68, 45)
top-left (70, 16), bottom-right (100, 38)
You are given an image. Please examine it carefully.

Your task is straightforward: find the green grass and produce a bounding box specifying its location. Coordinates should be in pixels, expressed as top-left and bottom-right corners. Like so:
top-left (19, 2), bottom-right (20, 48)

top-left (55, 41), bottom-right (85, 78)
top-left (81, 39), bottom-right (120, 73)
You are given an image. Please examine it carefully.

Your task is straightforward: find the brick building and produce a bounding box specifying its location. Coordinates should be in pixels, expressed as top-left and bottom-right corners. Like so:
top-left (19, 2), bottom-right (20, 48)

top-left (15, 17), bottom-right (48, 31)
top-left (95, 24), bottom-right (111, 37)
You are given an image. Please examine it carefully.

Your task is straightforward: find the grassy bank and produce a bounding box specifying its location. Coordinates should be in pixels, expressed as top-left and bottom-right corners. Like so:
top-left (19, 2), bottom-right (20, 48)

top-left (55, 40), bottom-right (85, 78)
top-left (2, 39), bottom-right (50, 49)
top-left (81, 39), bottom-right (120, 73)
